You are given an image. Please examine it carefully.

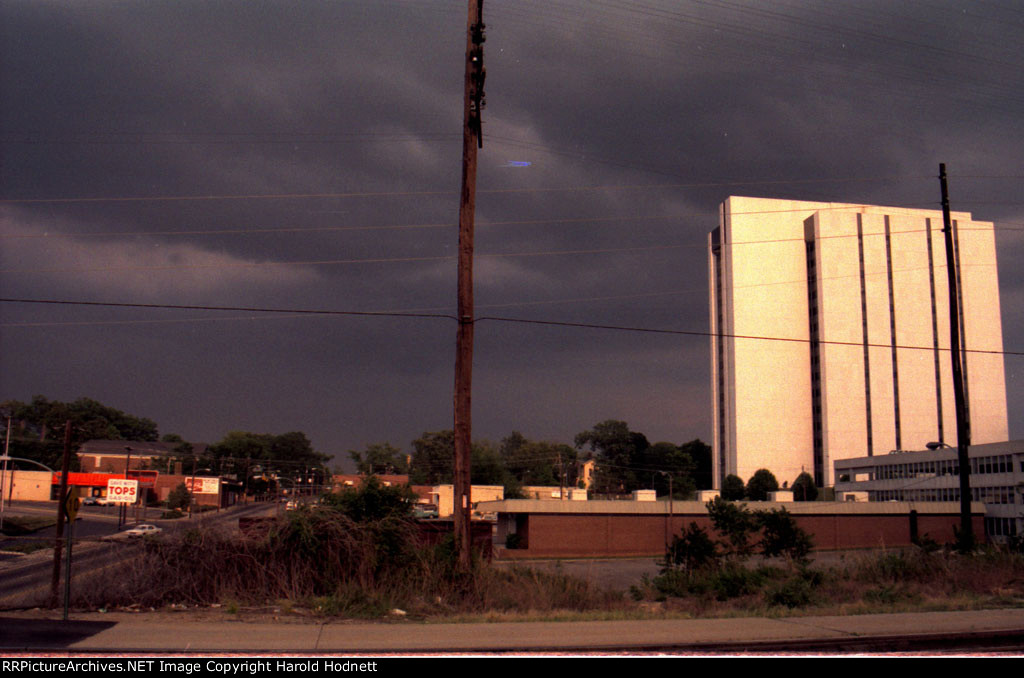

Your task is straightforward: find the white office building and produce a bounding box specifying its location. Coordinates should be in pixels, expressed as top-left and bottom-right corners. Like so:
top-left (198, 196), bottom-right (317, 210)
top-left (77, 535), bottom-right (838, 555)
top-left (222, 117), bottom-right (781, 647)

top-left (709, 197), bottom-right (1008, 489)
top-left (834, 440), bottom-right (1023, 541)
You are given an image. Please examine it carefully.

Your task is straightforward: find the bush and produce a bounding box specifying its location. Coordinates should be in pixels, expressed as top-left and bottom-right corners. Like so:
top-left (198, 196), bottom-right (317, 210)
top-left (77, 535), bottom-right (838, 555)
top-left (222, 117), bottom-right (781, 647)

top-left (765, 575), bottom-right (816, 608)
top-left (665, 522), bottom-right (718, 573)
top-left (709, 565), bottom-right (763, 601)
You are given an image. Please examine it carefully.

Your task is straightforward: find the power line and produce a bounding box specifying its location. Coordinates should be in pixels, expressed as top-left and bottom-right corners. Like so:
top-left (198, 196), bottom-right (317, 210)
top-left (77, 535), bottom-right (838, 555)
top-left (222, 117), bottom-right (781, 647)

top-left (0, 244), bottom-right (690, 275)
top-left (2, 297), bottom-right (1021, 357)
top-left (0, 291), bottom-right (696, 328)
top-left (0, 180), bottom-right (942, 205)
top-left (0, 298), bottom-right (455, 322)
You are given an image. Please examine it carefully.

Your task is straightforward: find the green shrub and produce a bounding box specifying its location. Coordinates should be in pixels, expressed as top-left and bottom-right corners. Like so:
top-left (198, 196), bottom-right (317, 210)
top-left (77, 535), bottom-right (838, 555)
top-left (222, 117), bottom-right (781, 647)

top-left (706, 497), bottom-right (757, 560)
top-left (665, 522), bottom-right (718, 573)
top-left (758, 507), bottom-right (813, 562)
top-left (166, 483), bottom-right (191, 511)
top-left (765, 575), bottom-right (816, 608)
top-left (709, 565), bottom-right (763, 601)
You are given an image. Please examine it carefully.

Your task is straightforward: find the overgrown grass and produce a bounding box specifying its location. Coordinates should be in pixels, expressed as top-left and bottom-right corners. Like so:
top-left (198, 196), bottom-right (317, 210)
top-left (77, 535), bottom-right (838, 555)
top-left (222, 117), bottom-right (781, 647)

top-left (62, 504), bottom-right (1024, 621)
top-left (633, 546), bottom-right (1024, 617)
top-left (70, 506), bottom-right (625, 619)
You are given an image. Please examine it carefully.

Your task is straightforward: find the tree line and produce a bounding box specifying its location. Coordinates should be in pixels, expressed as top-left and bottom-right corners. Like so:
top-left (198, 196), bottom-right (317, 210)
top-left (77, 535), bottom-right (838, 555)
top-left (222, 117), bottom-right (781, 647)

top-left (351, 420), bottom-right (713, 499)
top-left (2, 396), bottom-right (719, 499)
top-left (0, 396), bottom-right (327, 487)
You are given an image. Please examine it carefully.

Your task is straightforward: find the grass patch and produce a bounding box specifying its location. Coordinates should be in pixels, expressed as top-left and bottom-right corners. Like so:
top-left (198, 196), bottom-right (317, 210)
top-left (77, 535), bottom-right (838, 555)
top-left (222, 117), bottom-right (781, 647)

top-left (0, 539), bottom-right (52, 554)
top-left (1, 516), bottom-right (58, 536)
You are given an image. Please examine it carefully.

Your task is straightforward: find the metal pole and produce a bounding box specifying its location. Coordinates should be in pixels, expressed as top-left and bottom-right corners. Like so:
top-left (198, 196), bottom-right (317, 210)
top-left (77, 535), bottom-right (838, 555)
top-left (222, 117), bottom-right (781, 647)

top-left (939, 163), bottom-right (973, 550)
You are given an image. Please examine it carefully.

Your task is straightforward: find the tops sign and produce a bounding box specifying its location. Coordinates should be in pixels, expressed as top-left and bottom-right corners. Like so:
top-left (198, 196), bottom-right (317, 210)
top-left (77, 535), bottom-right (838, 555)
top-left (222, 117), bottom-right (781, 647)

top-left (106, 478), bottom-right (139, 504)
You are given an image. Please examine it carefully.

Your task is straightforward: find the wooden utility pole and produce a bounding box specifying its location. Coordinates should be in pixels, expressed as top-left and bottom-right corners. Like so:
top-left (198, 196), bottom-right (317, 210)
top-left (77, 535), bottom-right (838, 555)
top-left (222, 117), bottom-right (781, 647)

top-left (50, 420), bottom-right (72, 607)
top-left (939, 163), bottom-right (973, 550)
top-left (454, 0), bottom-right (485, 569)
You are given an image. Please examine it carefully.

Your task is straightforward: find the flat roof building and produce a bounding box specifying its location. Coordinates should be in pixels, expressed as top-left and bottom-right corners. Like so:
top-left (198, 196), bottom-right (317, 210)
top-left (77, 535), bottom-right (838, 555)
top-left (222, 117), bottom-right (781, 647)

top-left (834, 440), bottom-right (1023, 541)
top-left (710, 197), bottom-right (1008, 489)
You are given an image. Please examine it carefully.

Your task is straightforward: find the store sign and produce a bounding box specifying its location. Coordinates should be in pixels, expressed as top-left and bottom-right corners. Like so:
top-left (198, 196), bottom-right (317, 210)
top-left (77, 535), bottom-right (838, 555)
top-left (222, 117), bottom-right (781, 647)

top-left (106, 478), bottom-right (139, 504)
top-left (185, 477), bottom-right (220, 495)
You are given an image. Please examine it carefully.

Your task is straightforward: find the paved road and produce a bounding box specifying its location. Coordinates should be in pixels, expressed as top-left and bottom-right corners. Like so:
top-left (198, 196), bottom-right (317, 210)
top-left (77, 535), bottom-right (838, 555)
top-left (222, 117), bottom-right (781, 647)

top-left (1, 608), bottom-right (1022, 654)
top-left (0, 501), bottom-right (277, 608)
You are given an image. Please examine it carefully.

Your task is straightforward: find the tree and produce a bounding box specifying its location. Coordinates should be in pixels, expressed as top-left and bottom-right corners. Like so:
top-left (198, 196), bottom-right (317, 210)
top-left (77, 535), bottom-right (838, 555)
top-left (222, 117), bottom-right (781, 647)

top-left (574, 420), bottom-right (650, 495)
top-left (722, 474), bottom-right (746, 501)
top-left (408, 430), bottom-right (455, 485)
top-left (322, 475), bottom-right (415, 521)
top-left (758, 507), bottom-right (813, 562)
top-left (683, 439), bottom-right (713, 490)
top-left (166, 482), bottom-right (192, 511)
top-left (706, 496), bottom-right (758, 559)
top-left (745, 468), bottom-right (779, 501)
top-left (349, 442), bottom-right (408, 475)
top-left (208, 430), bottom-right (328, 484)
top-left (500, 432), bottom-right (578, 487)
top-left (644, 442), bottom-right (697, 499)
top-left (1, 395), bottom-right (159, 470)
top-left (791, 472), bottom-right (818, 501)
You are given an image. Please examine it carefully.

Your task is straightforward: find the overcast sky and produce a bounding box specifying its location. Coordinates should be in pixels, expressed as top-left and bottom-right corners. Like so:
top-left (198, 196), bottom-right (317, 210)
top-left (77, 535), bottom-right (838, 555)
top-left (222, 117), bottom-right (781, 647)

top-left (2, 0), bottom-right (1022, 470)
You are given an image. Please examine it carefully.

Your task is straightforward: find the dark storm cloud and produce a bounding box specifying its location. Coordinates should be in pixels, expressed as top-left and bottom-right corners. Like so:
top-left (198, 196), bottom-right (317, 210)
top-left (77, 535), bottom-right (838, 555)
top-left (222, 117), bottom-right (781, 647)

top-left (2, 0), bottom-right (1022, 461)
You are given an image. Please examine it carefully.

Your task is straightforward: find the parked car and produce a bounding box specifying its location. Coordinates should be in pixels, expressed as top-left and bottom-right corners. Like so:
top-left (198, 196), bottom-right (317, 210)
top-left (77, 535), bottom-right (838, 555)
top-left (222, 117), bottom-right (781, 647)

top-left (124, 524), bottom-right (162, 538)
top-left (413, 504), bottom-right (439, 519)
top-left (82, 497), bottom-right (99, 506)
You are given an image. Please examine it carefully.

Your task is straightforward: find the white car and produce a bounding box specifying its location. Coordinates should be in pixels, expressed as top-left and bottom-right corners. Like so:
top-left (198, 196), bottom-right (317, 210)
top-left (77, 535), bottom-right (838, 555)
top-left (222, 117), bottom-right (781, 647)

top-left (124, 524), bottom-right (162, 538)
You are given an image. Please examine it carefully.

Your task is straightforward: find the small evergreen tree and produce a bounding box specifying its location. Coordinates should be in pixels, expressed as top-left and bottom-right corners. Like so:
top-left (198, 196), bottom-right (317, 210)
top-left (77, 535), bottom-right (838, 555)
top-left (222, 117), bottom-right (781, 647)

top-left (791, 472), bottom-right (818, 501)
top-left (167, 482), bottom-right (192, 511)
top-left (745, 469), bottom-right (779, 501)
top-left (722, 474), bottom-right (746, 500)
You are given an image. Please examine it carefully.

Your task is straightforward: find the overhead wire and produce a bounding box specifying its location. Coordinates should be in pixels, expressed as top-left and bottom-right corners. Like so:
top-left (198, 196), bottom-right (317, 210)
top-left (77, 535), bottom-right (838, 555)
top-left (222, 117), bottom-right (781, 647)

top-left (2, 297), bottom-right (1020, 357)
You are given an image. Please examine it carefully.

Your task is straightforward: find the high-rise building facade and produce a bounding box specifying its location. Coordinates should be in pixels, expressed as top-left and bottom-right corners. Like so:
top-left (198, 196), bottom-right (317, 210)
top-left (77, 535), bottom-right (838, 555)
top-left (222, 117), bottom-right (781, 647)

top-left (709, 197), bottom-right (1008, 488)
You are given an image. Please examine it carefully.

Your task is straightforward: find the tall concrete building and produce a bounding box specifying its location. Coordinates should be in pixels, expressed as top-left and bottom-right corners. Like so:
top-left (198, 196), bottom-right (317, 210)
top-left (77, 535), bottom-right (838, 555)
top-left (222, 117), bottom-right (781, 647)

top-left (709, 197), bottom-right (1008, 489)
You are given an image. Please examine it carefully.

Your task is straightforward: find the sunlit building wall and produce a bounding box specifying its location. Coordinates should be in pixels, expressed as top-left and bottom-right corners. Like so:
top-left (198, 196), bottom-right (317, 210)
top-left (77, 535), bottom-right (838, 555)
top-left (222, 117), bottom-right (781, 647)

top-left (709, 197), bottom-right (1008, 488)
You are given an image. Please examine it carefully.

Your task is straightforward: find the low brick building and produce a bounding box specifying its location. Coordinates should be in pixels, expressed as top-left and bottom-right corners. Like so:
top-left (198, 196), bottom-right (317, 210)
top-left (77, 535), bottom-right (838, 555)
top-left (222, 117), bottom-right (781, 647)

top-left (479, 499), bottom-right (986, 558)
